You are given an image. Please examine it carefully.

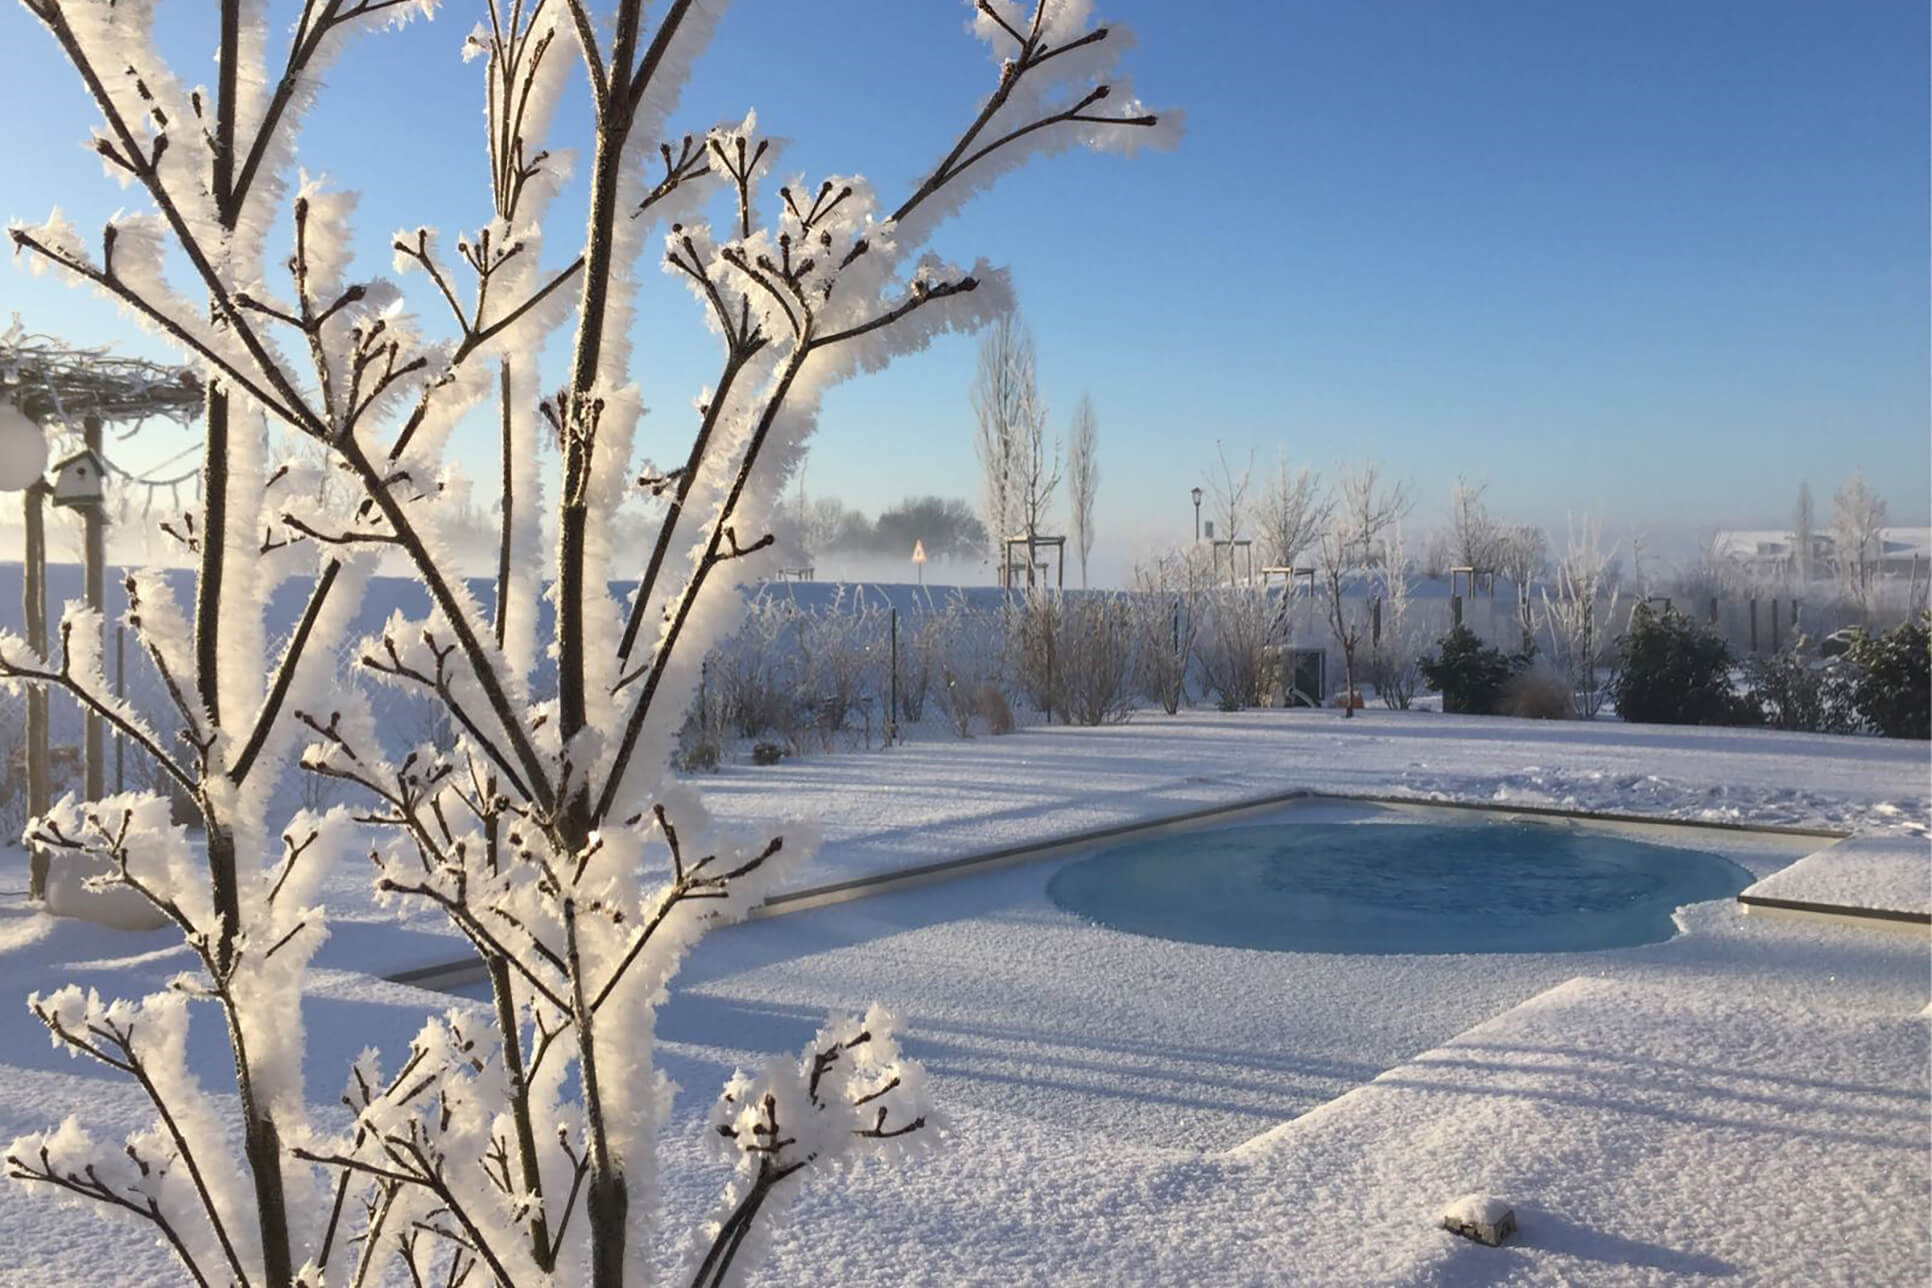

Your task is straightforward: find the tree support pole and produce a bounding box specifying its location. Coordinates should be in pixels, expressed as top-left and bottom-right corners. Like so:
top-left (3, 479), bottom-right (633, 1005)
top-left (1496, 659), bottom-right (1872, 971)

top-left (24, 480), bottom-right (50, 900)
top-left (82, 414), bottom-right (105, 802)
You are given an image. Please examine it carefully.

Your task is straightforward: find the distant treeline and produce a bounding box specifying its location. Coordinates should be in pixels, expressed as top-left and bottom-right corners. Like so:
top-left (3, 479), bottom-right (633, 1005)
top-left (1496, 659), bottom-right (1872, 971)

top-left (776, 494), bottom-right (987, 562)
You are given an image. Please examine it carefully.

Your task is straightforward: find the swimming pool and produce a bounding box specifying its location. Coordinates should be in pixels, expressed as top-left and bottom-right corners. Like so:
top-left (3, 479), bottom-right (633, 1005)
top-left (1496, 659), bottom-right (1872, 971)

top-left (1045, 820), bottom-right (1755, 954)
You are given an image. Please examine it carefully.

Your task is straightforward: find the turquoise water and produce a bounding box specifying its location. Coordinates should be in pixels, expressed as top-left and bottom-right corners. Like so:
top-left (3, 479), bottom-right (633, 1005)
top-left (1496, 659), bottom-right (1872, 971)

top-left (1046, 821), bottom-right (1754, 955)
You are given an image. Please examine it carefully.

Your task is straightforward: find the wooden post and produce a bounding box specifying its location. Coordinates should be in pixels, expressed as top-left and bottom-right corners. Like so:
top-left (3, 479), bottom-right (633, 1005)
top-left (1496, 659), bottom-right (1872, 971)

top-left (1371, 597), bottom-right (1382, 649)
top-left (1749, 597), bottom-right (1758, 653)
top-left (1770, 598), bottom-right (1780, 653)
top-left (887, 607), bottom-right (899, 748)
top-left (24, 480), bottom-right (50, 901)
top-left (114, 624), bottom-right (126, 793)
top-left (1451, 593), bottom-right (1463, 629)
top-left (82, 415), bottom-right (105, 802)
top-left (1708, 595), bottom-right (1718, 626)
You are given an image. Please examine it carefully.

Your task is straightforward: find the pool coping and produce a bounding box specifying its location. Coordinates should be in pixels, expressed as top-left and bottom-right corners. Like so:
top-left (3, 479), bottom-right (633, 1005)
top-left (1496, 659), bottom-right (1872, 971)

top-left (385, 790), bottom-right (1855, 993)
top-left (1735, 891), bottom-right (1931, 929)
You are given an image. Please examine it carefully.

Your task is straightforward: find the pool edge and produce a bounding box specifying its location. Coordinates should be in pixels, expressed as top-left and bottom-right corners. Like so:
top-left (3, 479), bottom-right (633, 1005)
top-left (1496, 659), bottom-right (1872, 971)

top-left (388, 792), bottom-right (1851, 993)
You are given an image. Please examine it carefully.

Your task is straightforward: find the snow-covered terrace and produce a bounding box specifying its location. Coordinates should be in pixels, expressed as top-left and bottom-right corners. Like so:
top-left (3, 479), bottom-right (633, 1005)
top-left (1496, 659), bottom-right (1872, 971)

top-left (1, 710), bottom-right (1926, 1283)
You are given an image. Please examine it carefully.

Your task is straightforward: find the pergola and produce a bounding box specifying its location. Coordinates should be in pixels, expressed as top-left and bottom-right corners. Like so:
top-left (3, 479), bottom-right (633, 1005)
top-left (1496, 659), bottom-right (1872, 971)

top-left (1000, 531), bottom-right (1065, 590)
top-left (1, 327), bottom-right (202, 899)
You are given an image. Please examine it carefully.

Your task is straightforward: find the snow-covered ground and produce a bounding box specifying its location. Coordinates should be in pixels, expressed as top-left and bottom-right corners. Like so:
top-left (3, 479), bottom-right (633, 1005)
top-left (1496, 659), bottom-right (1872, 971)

top-left (691, 707), bottom-right (1930, 897)
top-left (1742, 834), bottom-right (1932, 918)
top-left (0, 714), bottom-right (1926, 1284)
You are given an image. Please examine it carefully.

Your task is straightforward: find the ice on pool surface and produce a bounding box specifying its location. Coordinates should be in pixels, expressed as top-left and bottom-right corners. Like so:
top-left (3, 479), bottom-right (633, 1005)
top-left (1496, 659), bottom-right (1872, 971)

top-left (1046, 821), bottom-right (1755, 954)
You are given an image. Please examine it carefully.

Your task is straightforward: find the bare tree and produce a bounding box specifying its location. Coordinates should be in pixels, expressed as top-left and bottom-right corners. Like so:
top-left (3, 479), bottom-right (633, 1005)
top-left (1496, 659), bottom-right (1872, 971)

top-left (1446, 475), bottom-right (1502, 570)
top-left (974, 313), bottom-right (1060, 584)
top-left (1257, 456), bottom-right (1330, 570)
top-left (1539, 516), bottom-right (1621, 716)
top-left (1337, 458), bottom-right (1412, 568)
top-left (1420, 527), bottom-right (1453, 579)
top-left (1494, 524), bottom-right (1548, 649)
top-left (1067, 393), bottom-right (1099, 587)
top-left (0, 2), bottom-right (1168, 1285)
top-left (1320, 461), bottom-right (1412, 717)
top-left (1370, 521), bottom-right (1423, 709)
top-left (1204, 441), bottom-right (1253, 543)
top-left (973, 312), bottom-right (1035, 562)
top-left (1831, 470), bottom-right (1889, 615)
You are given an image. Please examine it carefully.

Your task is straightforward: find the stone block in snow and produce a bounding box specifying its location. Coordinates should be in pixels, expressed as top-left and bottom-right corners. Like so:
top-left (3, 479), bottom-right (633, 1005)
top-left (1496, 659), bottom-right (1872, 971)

top-left (1440, 1194), bottom-right (1515, 1246)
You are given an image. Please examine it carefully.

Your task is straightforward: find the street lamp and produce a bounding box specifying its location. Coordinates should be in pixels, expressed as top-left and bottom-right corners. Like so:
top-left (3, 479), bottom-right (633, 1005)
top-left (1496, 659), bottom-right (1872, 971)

top-left (1190, 486), bottom-right (1202, 543)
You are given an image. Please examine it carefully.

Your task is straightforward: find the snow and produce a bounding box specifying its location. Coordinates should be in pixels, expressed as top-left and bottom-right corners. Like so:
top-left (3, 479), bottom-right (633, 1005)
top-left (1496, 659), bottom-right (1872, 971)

top-left (608, 806), bottom-right (1927, 1285)
top-left (0, 726), bottom-right (1925, 1284)
top-left (686, 708), bottom-right (1928, 900)
top-left (1742, 834), bottom-right (1932, 917)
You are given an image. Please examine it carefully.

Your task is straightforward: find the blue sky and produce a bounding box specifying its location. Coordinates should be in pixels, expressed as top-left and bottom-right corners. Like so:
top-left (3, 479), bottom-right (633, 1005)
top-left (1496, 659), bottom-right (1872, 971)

top-left (2, 0), bottom-right (1926, 573)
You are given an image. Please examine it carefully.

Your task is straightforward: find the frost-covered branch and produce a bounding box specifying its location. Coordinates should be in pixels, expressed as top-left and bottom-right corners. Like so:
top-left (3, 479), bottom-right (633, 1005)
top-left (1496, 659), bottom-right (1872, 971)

top-left (13, 998), bottom-right (250, 1287)
top-left (0, 618), bottom-right (195, 795)
top-left (9, 0), bottom-right (1166, 1283)
top-left (688, 1007), bottom-right (935, 1287)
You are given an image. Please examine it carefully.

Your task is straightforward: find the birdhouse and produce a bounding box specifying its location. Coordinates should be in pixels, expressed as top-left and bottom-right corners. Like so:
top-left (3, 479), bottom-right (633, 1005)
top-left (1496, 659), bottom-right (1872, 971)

top-left (49, 448), bottom-right (107, 509)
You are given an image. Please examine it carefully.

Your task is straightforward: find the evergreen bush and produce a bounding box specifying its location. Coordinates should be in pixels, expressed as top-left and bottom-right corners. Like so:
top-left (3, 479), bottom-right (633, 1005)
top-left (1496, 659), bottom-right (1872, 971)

top-left (1420, 624), bottom-right (1517, 714)
top-left (1846, 613), bottom-right (1930, 739)
top-left (1609, 604), bottom-right (1750, 726)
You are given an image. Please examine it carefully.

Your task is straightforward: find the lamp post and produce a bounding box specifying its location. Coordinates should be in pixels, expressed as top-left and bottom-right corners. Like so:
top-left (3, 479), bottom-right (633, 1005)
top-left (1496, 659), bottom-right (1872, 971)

top-left (1191, 486), bottom-right (1202, 543)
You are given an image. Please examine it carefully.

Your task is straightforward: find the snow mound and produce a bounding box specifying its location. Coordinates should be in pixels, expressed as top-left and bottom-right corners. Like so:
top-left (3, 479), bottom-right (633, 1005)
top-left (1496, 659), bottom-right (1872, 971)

top-left (42, 858), bottom-right (169, 932)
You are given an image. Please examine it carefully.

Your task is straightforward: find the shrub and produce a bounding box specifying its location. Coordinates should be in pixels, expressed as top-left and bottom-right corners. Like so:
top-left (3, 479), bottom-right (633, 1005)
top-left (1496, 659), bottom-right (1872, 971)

top-left (897, 613), bottom-right (940, 723)
top-left (1370, 624), bottom-right (1424, 710)
top-left (1008, 589), bottom-right (1063, 717)
top-left (752, 741), bottom-right (786, 766)
top-left (930, 597), bottom-right (1008, 737)
top-left (1498, 660), bottom-right (1573, 719)
top-left (1129, 557), bottom-right (1199, 715)
top-left (1741, 636), bottom-right (1859, 734)
top-left (1194, 586), bottom-right (1284, 710)
top-left (1132, 593), bottom-right (1190, 714)
top-left (715, 598), bottom-right (795, 738)
top-left (1846, 613), bottom-right (1930, 739)
top-left (1420, 625), bottom-right (1516, 714)
top-left (1609, 603), bottom-right (1749, 726)
top-left (1054, 595), bottom-right (1137, 726)
top-left (794, 590), bottom-right (883, 749)
top-left (939, 673), bottom-right (1013, 736)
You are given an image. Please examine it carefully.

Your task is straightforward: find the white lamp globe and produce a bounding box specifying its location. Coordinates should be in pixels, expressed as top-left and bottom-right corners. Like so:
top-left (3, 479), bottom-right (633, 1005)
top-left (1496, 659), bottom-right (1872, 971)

top-left (0, 400), bottom-right (48, 492)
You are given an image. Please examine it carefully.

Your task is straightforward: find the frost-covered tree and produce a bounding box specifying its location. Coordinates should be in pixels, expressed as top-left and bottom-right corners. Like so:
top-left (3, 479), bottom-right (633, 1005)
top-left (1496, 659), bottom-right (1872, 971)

top-left (1256, 456), bottom-right (1328, 570)
top-left (1319, 461), bottom-right (1410, 717)
top-left (1539, 516), bottom-right (1621, 717)
top-left (1370, 521), bottom-right (1422, 709)
top-left (1831, 470), bottom-right (1888, 614)
top-left (972, 311), bottom-right (1058, 571)
top-left (1066, 392), bottom-right (1098, 587)
top-left (1321, 457), bottom-right (1414, 714)
top-left (1494, 523), bottom-right (1547, 649)
top-left (0, 1), bottom-right (1170, 1284)
top-left (1445, 475), bottom-right (1502, 571)
top-left (1337, 458), bottom-right (1410, 570)
top-left (1204, 440), bottom-right (1252, 546)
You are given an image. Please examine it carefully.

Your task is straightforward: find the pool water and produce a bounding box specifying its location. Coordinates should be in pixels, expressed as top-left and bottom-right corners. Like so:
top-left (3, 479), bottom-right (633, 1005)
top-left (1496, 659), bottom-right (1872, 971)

top-left (1045, 821), bottom-right (1755, 954)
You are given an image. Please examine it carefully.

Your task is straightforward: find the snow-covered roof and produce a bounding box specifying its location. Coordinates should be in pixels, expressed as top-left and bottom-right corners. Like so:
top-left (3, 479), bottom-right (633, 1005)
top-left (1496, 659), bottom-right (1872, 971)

top-left (1713, 527), bottom-right (1931, 561)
